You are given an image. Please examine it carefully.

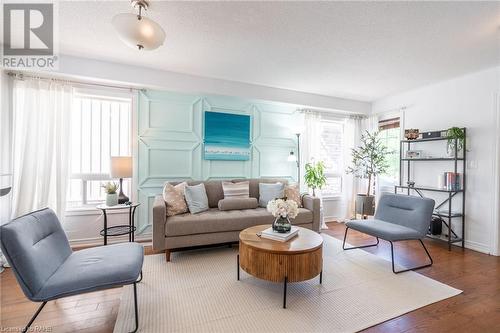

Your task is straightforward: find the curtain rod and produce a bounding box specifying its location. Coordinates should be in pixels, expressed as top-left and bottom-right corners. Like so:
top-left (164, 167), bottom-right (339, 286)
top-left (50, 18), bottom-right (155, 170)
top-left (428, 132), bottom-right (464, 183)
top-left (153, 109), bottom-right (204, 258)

top-left (297, 108), bottom-right (366, 119)
top-left (7, 72), bottom-right (144, 92)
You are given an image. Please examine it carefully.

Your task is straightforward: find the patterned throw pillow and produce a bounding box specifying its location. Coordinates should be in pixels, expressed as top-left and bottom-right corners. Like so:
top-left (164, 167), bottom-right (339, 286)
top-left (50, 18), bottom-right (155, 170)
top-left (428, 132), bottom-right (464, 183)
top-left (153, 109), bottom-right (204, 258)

top-left (222, 181), bottom-right (250, 198)
top-left (162, 182), bottom-right (188, 217)
top-left (284, 184), bottom-right (302, 208)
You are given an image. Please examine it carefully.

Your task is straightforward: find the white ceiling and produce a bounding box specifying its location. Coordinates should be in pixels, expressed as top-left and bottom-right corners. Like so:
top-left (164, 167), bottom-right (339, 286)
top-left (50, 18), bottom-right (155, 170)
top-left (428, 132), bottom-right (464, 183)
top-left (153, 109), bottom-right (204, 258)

top-left (58, 1), bottom-right (499, 102)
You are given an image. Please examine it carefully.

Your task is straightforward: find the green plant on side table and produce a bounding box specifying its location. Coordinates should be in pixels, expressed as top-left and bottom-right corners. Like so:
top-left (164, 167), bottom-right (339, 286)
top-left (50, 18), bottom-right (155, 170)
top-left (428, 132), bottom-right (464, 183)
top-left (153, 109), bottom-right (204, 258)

top-left (304, 161), bottom-right (327, 196)
top-left (346, 130), bottom-right (389, 217)
top-left (446, 127), bottom-right (465, 157)
top-left (102, 181), bottom-right (119, 206)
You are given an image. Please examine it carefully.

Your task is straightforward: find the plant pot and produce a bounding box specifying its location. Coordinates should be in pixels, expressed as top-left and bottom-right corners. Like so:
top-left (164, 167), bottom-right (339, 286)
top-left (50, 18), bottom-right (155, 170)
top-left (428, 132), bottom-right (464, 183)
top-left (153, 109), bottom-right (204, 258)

top-left (446, 141), bottom-right (463, 158)
top-left (106, 193), bottom-right (118, 206)
top-left (272, 216), bottom-right (292, 233)
top-left (355, 194), bottom-right (375, 216)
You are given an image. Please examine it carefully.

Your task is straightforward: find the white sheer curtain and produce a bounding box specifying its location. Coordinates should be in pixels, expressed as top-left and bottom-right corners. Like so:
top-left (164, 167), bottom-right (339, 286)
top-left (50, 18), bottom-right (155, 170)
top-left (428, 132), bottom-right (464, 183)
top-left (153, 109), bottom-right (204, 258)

top-left (11, 78), bottom-right (73, 219)
top-left (339, 116), bottom-right (358, 220)
top-left (300, 111), bottom-right (329, 229)
top-left (300, 111), bottom-right (322, 192)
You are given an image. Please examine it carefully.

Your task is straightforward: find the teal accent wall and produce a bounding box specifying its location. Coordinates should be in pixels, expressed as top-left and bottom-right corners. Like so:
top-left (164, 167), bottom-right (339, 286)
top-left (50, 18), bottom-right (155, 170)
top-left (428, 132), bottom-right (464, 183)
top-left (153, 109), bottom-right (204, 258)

top-left (136, 90), bottom-right (300, 233)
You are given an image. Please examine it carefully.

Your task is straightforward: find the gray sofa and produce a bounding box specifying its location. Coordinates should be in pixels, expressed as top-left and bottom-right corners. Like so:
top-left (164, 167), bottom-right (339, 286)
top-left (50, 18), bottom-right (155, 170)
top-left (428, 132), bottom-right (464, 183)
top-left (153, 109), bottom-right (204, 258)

top-left (153, 178), bottom-right (321, 261)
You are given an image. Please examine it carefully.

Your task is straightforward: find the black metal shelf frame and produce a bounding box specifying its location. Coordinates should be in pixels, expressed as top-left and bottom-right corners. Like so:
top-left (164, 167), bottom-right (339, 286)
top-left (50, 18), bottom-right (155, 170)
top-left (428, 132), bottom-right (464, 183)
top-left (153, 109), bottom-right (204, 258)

top-left (396, 128), bottom-right (466, 250)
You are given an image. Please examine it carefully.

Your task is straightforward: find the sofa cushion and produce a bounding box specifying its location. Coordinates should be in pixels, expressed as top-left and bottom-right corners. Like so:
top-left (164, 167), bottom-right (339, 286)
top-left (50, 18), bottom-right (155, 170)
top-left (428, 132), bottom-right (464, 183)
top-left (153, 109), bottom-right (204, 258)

top-left (222, 181), bottom-right (249, 198)
top-left (258, 182), bottom-right (285, 207)
top-left (218, 197), bottom-right (258, 211)
top-left (162, 182), bottom-right (188, 216)
top-left (166, 207), bottom-right (313, 237)
top-left (185, 183), bottom-right (209, 214)
top-left (232, 178), bottom-right (289, 199)
top-left (284, 184), bottom-right (302, 207)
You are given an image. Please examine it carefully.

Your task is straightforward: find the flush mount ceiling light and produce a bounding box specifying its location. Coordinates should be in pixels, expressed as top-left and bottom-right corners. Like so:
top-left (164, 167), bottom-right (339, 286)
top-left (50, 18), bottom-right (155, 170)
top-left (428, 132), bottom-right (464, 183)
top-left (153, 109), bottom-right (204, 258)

top-left (112, 0), bottom-right (165, 51)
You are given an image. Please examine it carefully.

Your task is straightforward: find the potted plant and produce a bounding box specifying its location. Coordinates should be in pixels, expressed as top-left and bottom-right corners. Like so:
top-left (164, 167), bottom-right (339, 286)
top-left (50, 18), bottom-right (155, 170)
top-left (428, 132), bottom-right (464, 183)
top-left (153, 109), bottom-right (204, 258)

top-left (446, 127), bottom-right (465, 157)
top-left (346, 131), bottom-right (389, 217)
top-left (102, 181), bottom-right (119, 206)
top-left (304, 161), bottom-right (327, 196)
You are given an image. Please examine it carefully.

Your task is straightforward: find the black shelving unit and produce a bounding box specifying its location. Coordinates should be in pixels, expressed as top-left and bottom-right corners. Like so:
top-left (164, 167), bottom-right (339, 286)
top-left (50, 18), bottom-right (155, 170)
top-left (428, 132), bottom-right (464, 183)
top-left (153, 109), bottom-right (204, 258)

top-left (395, 129), bottom-right (466, 250)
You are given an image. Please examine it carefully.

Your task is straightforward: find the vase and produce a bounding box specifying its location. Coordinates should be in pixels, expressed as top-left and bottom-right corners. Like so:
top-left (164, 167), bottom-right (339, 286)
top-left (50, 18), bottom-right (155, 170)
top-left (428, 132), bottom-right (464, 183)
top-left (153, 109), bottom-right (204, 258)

top-left (106, 193), bottom-right (118, 206)
top-left (446, 141), bottom-right (463, 158)
top-left (272, 216), bottom-right (292, 233)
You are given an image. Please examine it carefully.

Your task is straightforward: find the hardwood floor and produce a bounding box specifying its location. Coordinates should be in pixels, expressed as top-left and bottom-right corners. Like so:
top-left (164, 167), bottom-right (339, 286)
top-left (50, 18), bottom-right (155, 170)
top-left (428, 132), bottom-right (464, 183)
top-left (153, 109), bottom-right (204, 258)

top-left (1, 222), bottom-right (499, 332)
top-left (323, 222), bottom-right (500, 333)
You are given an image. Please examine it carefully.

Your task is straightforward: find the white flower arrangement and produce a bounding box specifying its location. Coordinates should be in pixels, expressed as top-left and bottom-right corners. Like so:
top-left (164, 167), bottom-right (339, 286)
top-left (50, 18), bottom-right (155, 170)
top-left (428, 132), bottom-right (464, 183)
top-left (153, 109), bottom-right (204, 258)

top-left (266, 198), bottom-right (299, 219)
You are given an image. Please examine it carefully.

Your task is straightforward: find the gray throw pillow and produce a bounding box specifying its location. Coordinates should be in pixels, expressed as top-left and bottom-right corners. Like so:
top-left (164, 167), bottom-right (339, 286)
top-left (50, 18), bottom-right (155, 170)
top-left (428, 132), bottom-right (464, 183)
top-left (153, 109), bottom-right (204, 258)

top-left (184, 183), bottom-right (209, 214)
top-left (258, 182), bottom-right (285, 208)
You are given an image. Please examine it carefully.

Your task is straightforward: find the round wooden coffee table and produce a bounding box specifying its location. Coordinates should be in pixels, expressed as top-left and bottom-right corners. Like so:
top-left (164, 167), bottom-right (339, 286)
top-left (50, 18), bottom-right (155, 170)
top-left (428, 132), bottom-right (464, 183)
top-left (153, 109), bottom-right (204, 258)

top-left (238, 225), bottom-right (323, 308)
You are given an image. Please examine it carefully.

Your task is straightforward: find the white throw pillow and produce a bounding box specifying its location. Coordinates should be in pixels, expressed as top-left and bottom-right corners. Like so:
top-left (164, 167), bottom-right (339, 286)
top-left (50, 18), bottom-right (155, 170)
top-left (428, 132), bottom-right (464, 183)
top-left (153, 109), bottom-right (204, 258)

top-left (258, 182), bottom-right (285, 208)
top-left (184, 183), bottom-right (209, 214)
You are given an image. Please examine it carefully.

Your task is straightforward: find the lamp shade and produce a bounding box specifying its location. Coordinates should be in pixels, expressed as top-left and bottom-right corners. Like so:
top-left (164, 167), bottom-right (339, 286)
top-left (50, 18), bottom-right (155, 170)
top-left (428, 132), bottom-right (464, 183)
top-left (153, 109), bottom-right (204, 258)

top-left (112, 13), bottom-right (166, 50)
top-left (287, 151), bottom-right (297, 162)
top-left (110, 156), bottom-right (133, 178)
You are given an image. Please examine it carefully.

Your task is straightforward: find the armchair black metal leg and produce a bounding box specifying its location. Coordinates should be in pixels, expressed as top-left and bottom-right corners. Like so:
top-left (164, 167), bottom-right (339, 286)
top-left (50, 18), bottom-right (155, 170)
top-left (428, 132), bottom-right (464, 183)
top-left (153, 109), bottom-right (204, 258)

top-left (23, 301), bottom-right (47, 333)
top-left (390, 239), bottom-right (433, 274)
top-left (129, 282), bottom-right (139, 333)
top-left (342, 227), bottom-right (380, 250)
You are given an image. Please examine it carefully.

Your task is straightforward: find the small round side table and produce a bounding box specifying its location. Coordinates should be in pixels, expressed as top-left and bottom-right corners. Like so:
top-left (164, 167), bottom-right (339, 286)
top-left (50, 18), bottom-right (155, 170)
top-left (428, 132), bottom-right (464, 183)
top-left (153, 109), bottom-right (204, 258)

top-left (96, 203), bottom-right (140, 246)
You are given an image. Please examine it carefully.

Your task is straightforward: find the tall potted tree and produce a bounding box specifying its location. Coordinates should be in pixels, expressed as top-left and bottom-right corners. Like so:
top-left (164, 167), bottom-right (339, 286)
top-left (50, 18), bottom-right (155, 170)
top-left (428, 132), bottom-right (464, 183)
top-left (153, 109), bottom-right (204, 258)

top-left (346, 131), bottom-right (389, 217)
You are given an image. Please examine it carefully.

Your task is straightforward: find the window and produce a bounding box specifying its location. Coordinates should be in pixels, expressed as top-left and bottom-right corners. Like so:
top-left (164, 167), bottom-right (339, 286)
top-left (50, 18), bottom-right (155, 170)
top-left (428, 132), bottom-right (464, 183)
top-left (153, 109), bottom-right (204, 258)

top-left (378, 117), bottom-right (400, 185)
top-left (67, 91), bottom-right (132, 208)
top-left (318, 120), bottom-right (344, 197)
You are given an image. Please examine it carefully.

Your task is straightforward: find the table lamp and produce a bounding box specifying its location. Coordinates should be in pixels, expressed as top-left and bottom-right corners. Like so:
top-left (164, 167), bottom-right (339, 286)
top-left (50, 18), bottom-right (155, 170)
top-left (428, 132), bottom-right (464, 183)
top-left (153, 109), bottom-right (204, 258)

top-left (110, 156), bottom-right (132, 204)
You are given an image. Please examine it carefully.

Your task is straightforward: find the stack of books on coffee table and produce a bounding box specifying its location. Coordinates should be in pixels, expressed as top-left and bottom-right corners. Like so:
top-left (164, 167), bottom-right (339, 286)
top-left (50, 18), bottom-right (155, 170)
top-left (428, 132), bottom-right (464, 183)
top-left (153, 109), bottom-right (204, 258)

top-left (260, 226), bottom-right (299, 242)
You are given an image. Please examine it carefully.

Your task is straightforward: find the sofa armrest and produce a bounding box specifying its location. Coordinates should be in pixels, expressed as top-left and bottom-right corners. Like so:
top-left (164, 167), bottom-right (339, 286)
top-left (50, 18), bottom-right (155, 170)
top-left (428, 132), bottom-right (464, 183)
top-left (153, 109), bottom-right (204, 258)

top-left (152, 195), bottom-right (167, 252)
top-left (302, 194), bottom-right (321, 232)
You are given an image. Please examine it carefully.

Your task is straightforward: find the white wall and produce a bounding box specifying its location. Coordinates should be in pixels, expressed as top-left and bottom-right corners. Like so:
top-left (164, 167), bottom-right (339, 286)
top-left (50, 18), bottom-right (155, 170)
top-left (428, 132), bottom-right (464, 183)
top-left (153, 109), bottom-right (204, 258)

top-left (372, 66), bottom-right (500, 255)
top-left (52, 55), bottom-right (371, 114)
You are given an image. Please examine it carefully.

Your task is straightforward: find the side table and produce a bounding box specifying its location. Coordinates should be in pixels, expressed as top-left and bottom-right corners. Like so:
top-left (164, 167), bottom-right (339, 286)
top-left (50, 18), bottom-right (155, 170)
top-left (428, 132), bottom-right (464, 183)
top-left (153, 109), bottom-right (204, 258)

top-left (96, 203), bottom-right (140, 245)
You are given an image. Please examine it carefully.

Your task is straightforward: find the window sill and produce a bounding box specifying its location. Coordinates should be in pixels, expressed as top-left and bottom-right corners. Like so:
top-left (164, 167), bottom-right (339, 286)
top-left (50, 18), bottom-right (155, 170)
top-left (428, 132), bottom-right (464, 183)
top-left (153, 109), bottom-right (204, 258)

top-left (321, 195), bottom-right (342, 201)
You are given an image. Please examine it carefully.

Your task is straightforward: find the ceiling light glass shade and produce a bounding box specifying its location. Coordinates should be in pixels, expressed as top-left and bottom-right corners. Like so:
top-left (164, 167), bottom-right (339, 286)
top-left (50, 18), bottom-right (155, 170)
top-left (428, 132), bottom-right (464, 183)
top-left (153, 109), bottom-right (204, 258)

top-left (112, 13), bottom-right (165, 50)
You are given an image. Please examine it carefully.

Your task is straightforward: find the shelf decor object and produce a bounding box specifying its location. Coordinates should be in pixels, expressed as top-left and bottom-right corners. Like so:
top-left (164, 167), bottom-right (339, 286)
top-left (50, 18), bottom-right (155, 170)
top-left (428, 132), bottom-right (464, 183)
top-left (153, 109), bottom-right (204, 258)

top-left (396, 128), bottom-right (466, 250)
top-left (404, 129), bottom-right (420, 140)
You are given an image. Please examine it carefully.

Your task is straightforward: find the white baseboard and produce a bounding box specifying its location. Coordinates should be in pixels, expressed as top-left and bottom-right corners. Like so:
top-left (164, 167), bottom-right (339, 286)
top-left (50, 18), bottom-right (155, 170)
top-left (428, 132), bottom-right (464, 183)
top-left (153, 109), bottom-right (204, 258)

top-left (69, 232), bottom-right (152, 247)
top-left (463, 240), bottom-right (491, 255)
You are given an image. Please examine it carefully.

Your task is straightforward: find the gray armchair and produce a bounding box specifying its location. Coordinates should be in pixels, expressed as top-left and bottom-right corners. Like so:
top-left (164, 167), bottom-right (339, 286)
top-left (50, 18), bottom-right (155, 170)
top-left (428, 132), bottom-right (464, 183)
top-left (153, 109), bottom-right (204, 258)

top-left (0, 208), bottom-right (144, 332)
top-left (343, 193), bottom-right (435, 274)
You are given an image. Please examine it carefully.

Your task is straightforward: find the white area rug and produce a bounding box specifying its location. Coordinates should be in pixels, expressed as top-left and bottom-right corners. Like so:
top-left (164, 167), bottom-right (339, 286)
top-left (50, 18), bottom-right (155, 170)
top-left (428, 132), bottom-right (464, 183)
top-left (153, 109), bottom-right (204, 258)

top-left (114, 235), bottom-right (461, 333)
